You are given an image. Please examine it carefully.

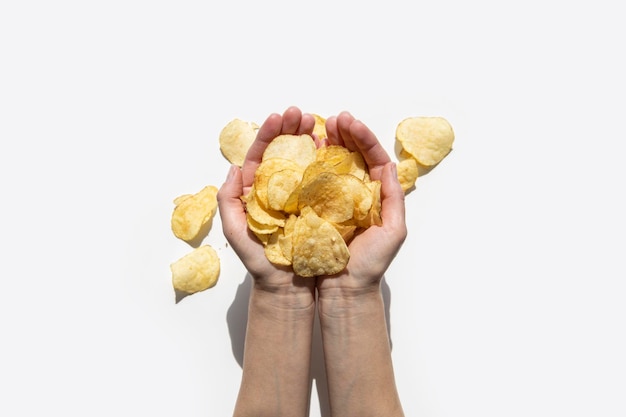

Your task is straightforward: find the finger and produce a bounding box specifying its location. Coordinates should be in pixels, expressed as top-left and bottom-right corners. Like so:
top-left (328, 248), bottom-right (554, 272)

top-left (297, 112), bottom-right (316, 136)
top-left (281, 106), bottom-right (303, 134)
top-left (325, 116), bottom-right (342, 146)
top-left (349, 119), bottom-right (391, 181)
top-left (379, 162), bottom-right (407, 240)
top-left (217, 165), bottom-right (248, 247)
top-left (241, 112), bottom-right (282, 187)
top-left (336, 111), bottom-right (357, 151)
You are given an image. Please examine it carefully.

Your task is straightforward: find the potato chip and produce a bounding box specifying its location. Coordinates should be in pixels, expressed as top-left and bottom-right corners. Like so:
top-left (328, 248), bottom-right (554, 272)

top-left (278, 214), bottom-right (297, 262)
top-left (171, 245), bottom-right (220, 294)
top-left (298, 172), bottom-right (355, 223)
top-left (292, 207), bottom-right (350, 277)
top-left (341, 173), bottom-right (373, 221)
top-left (315, 145), bottom-right (350, 165)
top-left (264, 230), bottom-right (292, 266)
top-left (312, 114), bottom-right (327, 141)
top-left (262, 134), bottom-right (317, 168)
top-left (356, 180), bottom-right (382, 228)
top-left (243, 190), bottom-right (286, 227)
top-left (267, 169), bottom-right (303, 211)
top-left (254, 157), bottom-right (303, 208)
top-left (171, 185), bottom-right (218, 243)
top-left (333, 151), bottom-right (367, 180)
top-left (397, 157), bottom-right (419, 192)
top-left (219, 119), bottom-right (259, 167)
top-left (396, 116), bottom-right (454, 167)
top-left (246, 212), bottom-right (279, 235)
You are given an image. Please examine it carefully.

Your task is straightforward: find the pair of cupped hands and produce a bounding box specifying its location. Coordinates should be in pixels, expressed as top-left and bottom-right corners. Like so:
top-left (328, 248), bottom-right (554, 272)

top-left (217, 106), bottom-right (407, 301)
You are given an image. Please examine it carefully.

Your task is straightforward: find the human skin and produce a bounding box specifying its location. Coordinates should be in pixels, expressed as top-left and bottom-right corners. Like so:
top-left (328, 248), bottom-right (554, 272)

top-left (317, 111), bottom-right (407, 417)
top-left (218, 107), bottom-right (406, 417)
top-left (218, 107), bottom-right (317, 417)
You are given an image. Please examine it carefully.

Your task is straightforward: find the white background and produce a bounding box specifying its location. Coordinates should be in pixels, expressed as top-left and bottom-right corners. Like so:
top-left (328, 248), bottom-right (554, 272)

top-left (1, 1), bottom-right (625, 416)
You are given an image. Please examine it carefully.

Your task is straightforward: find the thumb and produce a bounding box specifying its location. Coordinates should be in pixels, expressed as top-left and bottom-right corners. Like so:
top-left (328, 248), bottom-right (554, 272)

top-left (380, 162), bottom-right (407, 238)
top-left (217, 165), bottom-right (247, 243)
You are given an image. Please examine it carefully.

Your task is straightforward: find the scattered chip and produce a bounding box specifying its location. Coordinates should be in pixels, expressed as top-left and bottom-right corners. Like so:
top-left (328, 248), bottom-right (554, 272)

top-left (396, 116), bottom-right (454, 167)
top-left (171, 185), bottom-right (219, 243)
top-left (397, 157), bottom-right (419, 193)
top-left (219, 118), bottom-right (259, 167)
top-left (171, 245), bottom-right (220, 294)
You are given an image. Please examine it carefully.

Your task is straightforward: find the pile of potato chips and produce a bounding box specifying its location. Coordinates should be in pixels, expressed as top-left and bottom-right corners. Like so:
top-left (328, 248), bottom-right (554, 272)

top-left (169, 112), bottom-right (454, 295)
top-left (241, 130), bottom-right (382, 277)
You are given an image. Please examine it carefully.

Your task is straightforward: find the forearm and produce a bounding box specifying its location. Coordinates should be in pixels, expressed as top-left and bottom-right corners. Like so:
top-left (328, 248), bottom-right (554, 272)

top-left (233, 284), bottom-right (316, 417)
top-left (318, 286), bottom-right (404, 417)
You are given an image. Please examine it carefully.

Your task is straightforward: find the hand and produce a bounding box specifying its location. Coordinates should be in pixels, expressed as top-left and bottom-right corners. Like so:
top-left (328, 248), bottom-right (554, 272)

top-left (217, 106), bottom-right (316, 297)
top-left (317, 111), bottom-right (407, 294)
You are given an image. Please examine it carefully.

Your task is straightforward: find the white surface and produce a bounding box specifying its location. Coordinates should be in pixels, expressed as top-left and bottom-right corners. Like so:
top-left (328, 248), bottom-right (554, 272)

top-left (1, 1), bottom-right (625, 416)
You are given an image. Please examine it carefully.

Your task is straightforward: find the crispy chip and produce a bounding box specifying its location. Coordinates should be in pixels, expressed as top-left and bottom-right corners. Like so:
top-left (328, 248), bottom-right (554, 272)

top-left (262, 134), bottom-right (317, 169)
top-left (298, 172), bottom-right (355, 223)
top-left (397, 157), bottom-right (419, 192)
top-left (171, 185), bottom-right (218, 243)
top-left (316, 145), bottom-right (350, 165)
top-left (267, 169), bottom-right (303, 211)
top-left (244, 191), bottom-right (286, 227)
top-left (219, 119), bottom-right (259, 167)
top-left (264, 230), bottom-right (292, 266)
top-left (292, 207), bottom-right (350, 277)
top-left (254, 157), bottom-right (303, 208)
top-left (312, 114), bottom-right (328, 141)
top-left (396, 116), bottom-right (454, 167)
top-left (171, 245), bottom-right (220, 294)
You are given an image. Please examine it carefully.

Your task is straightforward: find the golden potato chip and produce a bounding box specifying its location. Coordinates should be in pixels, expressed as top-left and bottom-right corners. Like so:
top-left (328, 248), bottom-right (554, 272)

top-left (333, 151), bottom-right (367, 180)
top-left (171, 245), bottom-right (220, 294)
top-left (244, 190), bottom-right (286, 227)
top-left (254, 157), bottom-right (303, 208)
top-left (264, 230), bottom-right (292, 266)
top-left (219, 119), bottom-right (259, 167)
top-left (397, 157), bottom-right (419, 192)
top-left (312, 114), bottom-right (327, 141)
top-left (331, 221), bottom-right (358, 243)
top-left (283, 184), bottom-right (301, 215)
top-left (298, 172), bottom-right (355, 224)
top-left (292, 207), bottom-right (350, 277)
top-left (267, 169), bottom-right (303, 211)
top-left (262, 134), bottom-right (317, 169)
top-left (171, 185), bottom-right (218, 243)
top-left (357, 180), bottom-right (382, 228)
top-left (316, 145), bottom-right (350, 165)
top-left (173, 194), bottom-right (192, 205)
top-left (278, 215), bottom-right (297, 262)
top-left (396, 116), bottom-right (454, 167)
top-left (246, 212), bottom-right (279, 235)
top-left (341, 173), bottom-right (373, 221)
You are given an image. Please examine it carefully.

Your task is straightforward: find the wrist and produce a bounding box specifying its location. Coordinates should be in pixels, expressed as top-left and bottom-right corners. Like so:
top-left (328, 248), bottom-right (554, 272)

top-left (317, 284), bottom-right (383, 321)
top-left (251, 276), bottom-right (316, 314)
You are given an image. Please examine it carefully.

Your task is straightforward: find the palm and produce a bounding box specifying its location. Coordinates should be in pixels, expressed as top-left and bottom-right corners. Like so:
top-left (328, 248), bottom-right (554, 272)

top-left (317, 112), bottom-right (407, 291)
top-left (218, 107), bottom-right (316, 287)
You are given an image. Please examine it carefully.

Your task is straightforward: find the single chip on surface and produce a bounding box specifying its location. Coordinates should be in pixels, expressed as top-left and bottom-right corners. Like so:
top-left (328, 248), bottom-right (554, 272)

top-left (397, 157), bottom-right (419, 193)
top-left (219, 118), bottom-right (259, 167)
top-left (171, 185), bottom-right (218, 243)
top-left (396, 116), bottom-right (454, 167)
top-left (171, 245), bottom-right (220, 294)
